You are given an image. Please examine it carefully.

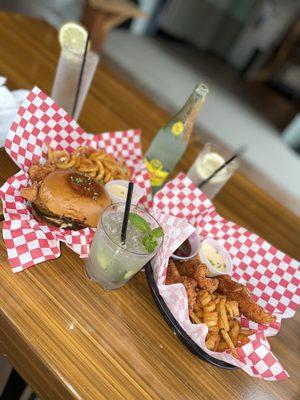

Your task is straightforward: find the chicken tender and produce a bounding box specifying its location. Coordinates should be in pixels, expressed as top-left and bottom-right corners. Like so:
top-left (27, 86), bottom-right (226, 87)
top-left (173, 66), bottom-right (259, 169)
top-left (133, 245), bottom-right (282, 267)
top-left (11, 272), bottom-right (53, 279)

top-left (174, 258), bottom-right (218, 293)
top-left (217, 275), bottom-right (275, 324)
top-left (165, 259), bottom-right (181, 285)
top-left (176, 257), bottom-right (199, 277)
top-left (193, 263), bottom-right (218, 293)
top-left (217, 275), bottom-right (248, 294)
top-left (165, 260), bottom-right (197, 315)
top-left (225, 291), bottom-right (275, 324)
top-left (181, 276), bottom-right (197, 316)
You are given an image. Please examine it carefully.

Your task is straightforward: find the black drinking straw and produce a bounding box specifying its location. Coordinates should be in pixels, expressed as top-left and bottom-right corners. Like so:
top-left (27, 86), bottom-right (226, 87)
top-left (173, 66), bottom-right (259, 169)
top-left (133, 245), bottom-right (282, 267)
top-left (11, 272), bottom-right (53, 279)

top-left (121, 182), bottom-right (134, 244)
top-left (71, 31), bottom-right (90, 118)
top-left (198, 146), bottom-right (246, 189)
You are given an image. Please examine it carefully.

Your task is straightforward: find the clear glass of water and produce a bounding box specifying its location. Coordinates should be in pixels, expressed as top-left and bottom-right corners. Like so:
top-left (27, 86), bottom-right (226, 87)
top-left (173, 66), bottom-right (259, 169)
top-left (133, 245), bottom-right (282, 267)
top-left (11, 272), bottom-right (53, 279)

top-left (187, 143), bottom-right (239, 199)
top-left (85, 203), bottom-right (163, 290)
top-left (51, 46), bottom-right (99, 120)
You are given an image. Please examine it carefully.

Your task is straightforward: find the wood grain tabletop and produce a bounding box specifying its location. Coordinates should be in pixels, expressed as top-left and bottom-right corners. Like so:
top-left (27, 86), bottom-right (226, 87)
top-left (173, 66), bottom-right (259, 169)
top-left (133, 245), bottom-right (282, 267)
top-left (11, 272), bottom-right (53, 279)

top-left (0, 12), bottom-right (299, 400)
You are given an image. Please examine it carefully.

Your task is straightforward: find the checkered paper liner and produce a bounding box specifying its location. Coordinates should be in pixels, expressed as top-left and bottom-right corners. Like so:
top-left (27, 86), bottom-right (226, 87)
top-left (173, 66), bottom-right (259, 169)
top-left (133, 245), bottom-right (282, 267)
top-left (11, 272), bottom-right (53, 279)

top-left (0, 87), bottom-right (152, 272)
top-left (151, 173), bottom-right (300, 380)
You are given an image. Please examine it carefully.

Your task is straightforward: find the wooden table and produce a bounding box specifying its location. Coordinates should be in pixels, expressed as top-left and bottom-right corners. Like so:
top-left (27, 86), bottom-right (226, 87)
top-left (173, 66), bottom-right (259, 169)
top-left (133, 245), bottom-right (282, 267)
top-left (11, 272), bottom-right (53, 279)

top-left (0, 12), bottom-right (299, 400)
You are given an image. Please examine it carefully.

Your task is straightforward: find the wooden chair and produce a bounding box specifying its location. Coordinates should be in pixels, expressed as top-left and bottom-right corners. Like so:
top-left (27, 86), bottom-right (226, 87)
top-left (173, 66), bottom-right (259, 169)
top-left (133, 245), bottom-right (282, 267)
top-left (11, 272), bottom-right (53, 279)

top-left (81, 0), bottom-right (145, 52)
top-left (254, 15), bottom-right (300, 83)
top-left (252, 15), bottom-right (300, 130)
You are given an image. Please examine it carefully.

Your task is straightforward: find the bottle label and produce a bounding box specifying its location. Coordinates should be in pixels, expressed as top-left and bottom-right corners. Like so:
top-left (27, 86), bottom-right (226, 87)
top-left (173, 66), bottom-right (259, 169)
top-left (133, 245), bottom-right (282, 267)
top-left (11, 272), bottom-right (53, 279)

top-left (144, 158), bottom-right (169, 187)
top-left (171, 121), bottom-right (184, 136)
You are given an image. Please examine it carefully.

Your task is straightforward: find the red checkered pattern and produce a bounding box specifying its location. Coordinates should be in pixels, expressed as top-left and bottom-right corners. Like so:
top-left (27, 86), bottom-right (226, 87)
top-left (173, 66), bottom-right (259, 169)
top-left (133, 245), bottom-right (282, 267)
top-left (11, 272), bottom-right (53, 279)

top-left (0, 87), bottom-right (152, 272)
top-left (154, 173), bottom-right (214, 224)
top-left (152, 173), bottom-right (300, 380)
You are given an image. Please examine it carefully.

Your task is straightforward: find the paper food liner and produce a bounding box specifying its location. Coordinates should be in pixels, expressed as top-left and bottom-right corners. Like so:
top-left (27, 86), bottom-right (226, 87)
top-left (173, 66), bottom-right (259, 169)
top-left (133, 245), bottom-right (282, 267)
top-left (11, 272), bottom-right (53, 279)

top-left (0, 87), bottom-right (152, 272)
top-left (151, 173), bottom-right (300, 380)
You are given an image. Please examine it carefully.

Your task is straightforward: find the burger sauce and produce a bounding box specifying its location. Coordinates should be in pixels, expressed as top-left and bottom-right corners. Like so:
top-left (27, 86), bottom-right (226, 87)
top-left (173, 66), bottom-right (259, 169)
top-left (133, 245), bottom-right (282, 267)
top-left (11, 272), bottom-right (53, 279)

top-left (69, 173), bottom-right (102, 200)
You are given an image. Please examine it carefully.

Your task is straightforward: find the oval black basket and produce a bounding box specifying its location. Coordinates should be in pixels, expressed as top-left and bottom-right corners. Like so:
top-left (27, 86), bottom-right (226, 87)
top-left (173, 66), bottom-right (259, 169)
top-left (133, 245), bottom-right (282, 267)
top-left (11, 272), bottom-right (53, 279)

top-left (145, 262), bottom-right (236, 369)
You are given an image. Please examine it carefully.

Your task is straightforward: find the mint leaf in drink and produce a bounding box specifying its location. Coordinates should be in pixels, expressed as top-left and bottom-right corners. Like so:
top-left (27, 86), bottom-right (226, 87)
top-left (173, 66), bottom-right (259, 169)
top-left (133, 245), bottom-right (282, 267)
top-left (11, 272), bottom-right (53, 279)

top-left (129, 212), bottom-right (151, 233)
top-left (143, 235), bottom-right (158, 253)
top-left (151, 227), bottom-right (163, 238)
top-left (142, 235), bottom-right (150, 248)
top-left (129, 212), bottom-right (163, 253)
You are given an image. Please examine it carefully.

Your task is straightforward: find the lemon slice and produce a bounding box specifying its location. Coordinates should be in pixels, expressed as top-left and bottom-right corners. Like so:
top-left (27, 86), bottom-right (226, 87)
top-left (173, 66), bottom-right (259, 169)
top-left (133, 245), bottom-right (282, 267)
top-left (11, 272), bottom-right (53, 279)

top-left (202, 153), bottom-right (224, 173)
top-left (59, 22), bottom-right (88, 54)
top-left (197, 152), bottom-right (228, 183)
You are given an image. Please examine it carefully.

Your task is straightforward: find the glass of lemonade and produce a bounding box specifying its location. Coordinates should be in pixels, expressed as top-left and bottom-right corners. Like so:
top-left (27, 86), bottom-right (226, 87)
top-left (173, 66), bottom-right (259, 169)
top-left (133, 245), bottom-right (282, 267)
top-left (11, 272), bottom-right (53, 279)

top-left (187, 143), bottom-right (239, 199)
top-left (85, 203), bottom-right (163, 290)
top-left (51, 46), bottom-right (99, 120)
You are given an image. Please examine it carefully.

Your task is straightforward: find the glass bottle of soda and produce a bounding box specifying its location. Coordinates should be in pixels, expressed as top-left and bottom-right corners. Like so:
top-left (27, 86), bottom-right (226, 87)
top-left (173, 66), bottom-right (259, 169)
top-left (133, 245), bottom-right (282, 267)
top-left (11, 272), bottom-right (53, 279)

top-left (144, 82), bottom-right (209, 192)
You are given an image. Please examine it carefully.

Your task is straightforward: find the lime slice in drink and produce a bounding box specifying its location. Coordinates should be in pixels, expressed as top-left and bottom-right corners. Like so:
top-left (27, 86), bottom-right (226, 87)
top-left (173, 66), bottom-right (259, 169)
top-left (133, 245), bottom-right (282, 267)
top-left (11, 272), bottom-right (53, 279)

top-left (95, 252), bottom-right (110, 271)
top-left (123, 270), bottom-right (135, 280)
top-left (59, 22), bottom-right (88, 54)
top-left (95, 252), bottom-right (127, 281)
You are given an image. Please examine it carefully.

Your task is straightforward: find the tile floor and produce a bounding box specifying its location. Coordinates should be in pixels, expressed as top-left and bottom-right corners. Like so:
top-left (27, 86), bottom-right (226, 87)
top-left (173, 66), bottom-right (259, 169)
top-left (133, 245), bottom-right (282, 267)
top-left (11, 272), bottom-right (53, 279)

top-left (0, 356), bottom-right (36, 399)
top-left (0, 354), bottom-right (12, 396)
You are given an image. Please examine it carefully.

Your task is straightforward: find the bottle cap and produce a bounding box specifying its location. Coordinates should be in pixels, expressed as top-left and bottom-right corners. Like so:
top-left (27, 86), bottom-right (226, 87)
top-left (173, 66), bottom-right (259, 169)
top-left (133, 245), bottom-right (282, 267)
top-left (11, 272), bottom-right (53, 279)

top-left (194, 82), bottom-right (209, 97)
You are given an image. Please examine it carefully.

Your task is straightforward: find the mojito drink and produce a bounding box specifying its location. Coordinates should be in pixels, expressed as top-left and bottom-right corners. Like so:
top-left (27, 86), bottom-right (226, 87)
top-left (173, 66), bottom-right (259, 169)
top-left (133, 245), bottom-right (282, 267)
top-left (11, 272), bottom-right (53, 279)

top-left (85, 204), bottom-right (163, 290)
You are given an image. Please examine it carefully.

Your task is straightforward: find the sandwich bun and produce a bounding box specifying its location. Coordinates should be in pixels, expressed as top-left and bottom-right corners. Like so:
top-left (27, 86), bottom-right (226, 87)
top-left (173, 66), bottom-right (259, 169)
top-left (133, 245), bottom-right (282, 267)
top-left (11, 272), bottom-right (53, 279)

top-left (33, 169), bottom-right (111, 229)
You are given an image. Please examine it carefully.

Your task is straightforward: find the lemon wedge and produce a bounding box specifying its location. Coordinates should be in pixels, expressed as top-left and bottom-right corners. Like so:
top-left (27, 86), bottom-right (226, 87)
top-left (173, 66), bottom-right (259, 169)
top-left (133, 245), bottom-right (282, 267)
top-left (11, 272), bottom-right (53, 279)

top-left (202, 153), bottom-right (224, 173)
top-left (59, 22), bottom-right (88, 54)
top-left (197, 152), bottom-right (227, 183)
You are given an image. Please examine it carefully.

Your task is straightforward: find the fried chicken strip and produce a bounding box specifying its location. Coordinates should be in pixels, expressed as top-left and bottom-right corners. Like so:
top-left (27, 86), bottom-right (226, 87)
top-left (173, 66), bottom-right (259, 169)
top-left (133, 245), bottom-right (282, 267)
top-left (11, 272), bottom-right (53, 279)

top-left (217, 276), bottom-right (275, 324)
top-left (232, 293), bottom-right (275, 324)
top-left (192, 263), bottom-right (218, 293)
top-left (181, 276), bottom-right (197, 316)
top-left (165, 260), bottom-right (197, 315)
top-left (176, 257), bottom-right (199, 277)
top-left (165, 259), bottom-right (181, 285)
top-left (176, 258), bottom-right (218, 293)
top-left (217, 274), bottom-right (248, 294)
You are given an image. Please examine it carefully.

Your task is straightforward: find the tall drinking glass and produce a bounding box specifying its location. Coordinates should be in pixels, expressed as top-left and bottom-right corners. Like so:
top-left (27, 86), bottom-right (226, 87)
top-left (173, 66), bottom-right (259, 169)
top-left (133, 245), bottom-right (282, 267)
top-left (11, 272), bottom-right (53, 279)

top-left (187, 143), bottom-right (239, 199)
top-left (51, 46), bottom-right (99, 120)
top-left (85, 203), bottom-right (163, 290)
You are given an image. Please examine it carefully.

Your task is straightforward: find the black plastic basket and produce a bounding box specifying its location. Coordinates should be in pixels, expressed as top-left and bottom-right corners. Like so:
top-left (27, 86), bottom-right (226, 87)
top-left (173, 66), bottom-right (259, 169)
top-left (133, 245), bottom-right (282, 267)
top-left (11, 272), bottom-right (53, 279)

top-left (145, 262), bottom-right (236, 369)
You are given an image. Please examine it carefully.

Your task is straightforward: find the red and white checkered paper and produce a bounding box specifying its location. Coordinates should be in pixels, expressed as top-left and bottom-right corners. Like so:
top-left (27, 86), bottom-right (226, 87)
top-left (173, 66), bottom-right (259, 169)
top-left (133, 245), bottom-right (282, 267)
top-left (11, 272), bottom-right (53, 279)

top-left (152, 173), bottom-right (300, 380)
top-left (0, 87), bottom-right (152, 272)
